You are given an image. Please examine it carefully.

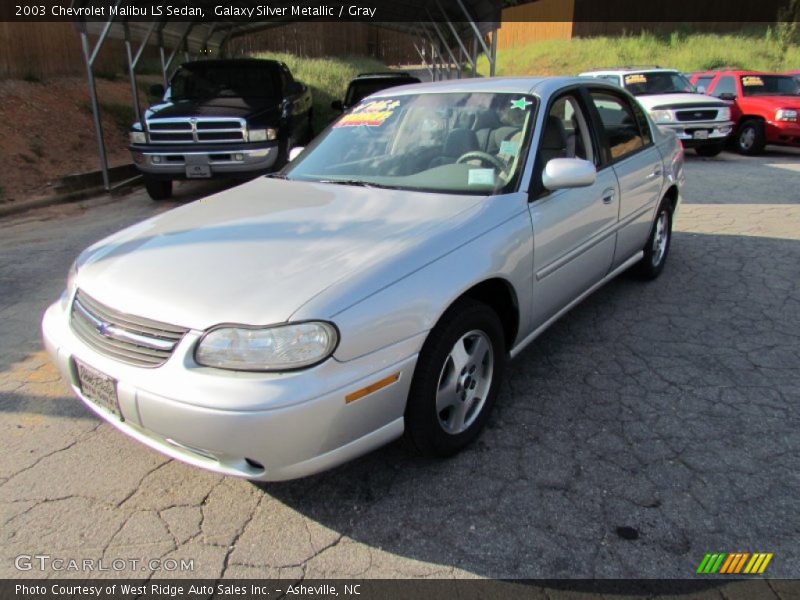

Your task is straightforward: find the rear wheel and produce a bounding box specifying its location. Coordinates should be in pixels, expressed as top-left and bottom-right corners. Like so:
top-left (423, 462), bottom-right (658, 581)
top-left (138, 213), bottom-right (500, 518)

top-left (634, 200), bottom-right (672, 280)
top-left (144, 177), bottom-right (172, 201)
top-left (695, 143), bottom-right (724, 157)
top-left (405, 299), bottom-right (506, 457)
top-left (736, 119), bottom-right (766, 155)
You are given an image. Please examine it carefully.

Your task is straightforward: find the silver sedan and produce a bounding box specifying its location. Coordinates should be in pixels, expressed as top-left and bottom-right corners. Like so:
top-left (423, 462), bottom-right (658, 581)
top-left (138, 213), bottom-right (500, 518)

top-left (42, 77), bottom-right (684, 481)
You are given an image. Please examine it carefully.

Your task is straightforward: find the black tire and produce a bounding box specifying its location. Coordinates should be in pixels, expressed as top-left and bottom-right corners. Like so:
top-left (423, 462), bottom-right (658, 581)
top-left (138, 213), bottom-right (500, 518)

top-left (634, 199), bottom-right (673, 280)
top-left (695, 143), bottom-right (724, 157)
top-left (735, 119), bottom-right (766, 155)
top-left (405, 299), bottom-right (506, 457)
top-left (144, 177), bottom-right (172, 201)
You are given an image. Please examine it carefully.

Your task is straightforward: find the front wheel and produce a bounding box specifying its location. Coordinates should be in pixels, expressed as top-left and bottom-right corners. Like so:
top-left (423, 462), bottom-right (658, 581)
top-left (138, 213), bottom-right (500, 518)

top-left (405, 299), bottom-right (506, 457)
top-left (736, 119), bottom-right (766, 155)
top-left (634, 201), bottom-right (672, 280)
top-left (144, 177), bottom-right (172, 201)
top-left (695, 143), bottom-right (724, 157)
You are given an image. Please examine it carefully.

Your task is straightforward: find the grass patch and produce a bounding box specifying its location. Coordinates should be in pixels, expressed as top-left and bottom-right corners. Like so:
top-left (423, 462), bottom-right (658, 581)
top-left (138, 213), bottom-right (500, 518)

top-left (479, 30), bottom-right (800, 77)
top-left (251, 51), bottom-right (388, 131)
top-left (99, 101), bottom-right (135, 134)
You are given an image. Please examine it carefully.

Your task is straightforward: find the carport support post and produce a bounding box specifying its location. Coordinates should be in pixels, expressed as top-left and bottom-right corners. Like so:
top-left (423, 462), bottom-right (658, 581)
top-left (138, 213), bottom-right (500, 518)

top-left (471, 37), bottom-right (478, 77)
top-left (158, 32), bottom-right (168, 89)
top-left (123, 22), bottom-right (142, 126)
top-left (490, 27), bottom-right (498, 77)
top-left (79, 28), bottom-right (110, 191)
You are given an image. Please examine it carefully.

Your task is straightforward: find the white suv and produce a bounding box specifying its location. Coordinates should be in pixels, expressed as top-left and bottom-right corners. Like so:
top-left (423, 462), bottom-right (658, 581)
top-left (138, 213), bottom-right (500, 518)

top-left (580, 67), bottom-right (733, 156)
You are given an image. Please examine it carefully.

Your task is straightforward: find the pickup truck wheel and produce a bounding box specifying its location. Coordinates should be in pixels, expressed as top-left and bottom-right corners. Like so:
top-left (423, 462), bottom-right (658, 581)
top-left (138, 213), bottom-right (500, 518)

top-left (144, 178), bottom-right (173, 201)
top-left (405, 299), bottom-right (506, 457)
top-left (634, 200), bottom-right (672, 280)
top-left (736, 119), bottom-right (766, 155)
top-left (695, 143), bottom-right (724, 157)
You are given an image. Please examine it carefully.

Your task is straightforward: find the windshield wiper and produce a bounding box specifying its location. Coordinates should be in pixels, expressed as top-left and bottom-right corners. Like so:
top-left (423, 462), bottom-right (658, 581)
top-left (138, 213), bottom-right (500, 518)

top-left (317, 179), bottom-right (396, 189)
top-left (265, 173), bottom-right (288, 179)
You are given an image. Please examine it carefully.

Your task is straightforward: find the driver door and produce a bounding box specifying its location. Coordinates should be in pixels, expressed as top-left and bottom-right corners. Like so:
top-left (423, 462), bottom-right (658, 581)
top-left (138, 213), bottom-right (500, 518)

top-left (528, 91), bottom-right (619, 328)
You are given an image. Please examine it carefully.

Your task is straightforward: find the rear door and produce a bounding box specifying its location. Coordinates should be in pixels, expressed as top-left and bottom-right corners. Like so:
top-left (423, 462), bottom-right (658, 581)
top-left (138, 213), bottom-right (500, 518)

top-left (584, 88), bottom-right (664, 270)
top-left (528, 89), bottom-right (619, 328)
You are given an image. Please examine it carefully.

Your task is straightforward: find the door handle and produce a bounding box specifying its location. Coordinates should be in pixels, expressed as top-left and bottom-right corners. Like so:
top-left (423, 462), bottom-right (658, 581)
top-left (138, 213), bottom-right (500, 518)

top-left (601, 188), bottom-right (616, 204)
top-left (647, 167), bottom-right (663, 179)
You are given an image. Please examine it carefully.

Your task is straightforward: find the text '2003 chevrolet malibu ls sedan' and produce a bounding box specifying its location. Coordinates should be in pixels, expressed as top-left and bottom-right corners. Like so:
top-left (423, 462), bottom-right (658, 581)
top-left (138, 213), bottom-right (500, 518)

top-left (42, 78), bottom-right (684, 481)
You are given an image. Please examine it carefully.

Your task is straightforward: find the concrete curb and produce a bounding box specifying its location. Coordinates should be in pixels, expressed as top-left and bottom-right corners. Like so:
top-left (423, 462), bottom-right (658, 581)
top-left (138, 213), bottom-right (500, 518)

top-left (0, 166), bottom-right (141, 219)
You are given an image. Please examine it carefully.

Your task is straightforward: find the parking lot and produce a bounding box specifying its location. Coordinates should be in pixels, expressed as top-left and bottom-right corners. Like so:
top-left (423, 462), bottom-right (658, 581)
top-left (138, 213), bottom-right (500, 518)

top-left (1, 148), bottom-right (799, 581)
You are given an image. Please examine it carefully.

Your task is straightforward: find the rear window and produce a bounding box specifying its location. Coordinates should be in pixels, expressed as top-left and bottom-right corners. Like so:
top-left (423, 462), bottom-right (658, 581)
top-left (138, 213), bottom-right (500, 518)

top-left (740, 75), bottom-right (799, 96)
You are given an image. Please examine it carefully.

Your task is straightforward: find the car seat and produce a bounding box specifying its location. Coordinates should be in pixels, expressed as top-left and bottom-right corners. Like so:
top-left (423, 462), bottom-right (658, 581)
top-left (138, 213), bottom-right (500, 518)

top-left (429, 129), bottom-right (480, 168)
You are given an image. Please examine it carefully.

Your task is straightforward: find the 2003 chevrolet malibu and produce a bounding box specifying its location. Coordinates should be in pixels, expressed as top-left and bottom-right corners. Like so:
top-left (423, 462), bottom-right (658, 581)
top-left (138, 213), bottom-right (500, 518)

top-left (43, 77), bottom-right (684, 481)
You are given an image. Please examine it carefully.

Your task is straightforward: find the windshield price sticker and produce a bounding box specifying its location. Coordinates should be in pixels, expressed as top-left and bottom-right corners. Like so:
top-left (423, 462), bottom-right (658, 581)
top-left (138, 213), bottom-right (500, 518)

top-left (468, 168), bottom-right (496, 186)
top-left (742, 76), bottom-right (764, 86)
top-left (510, 98), bottom-right (533, 110)
top-left (624, 74), bottom-right (648, 85)
top-left (335, 99), bottom-right (401, 127)
top-left (499, 139), bottom-right (520, 156)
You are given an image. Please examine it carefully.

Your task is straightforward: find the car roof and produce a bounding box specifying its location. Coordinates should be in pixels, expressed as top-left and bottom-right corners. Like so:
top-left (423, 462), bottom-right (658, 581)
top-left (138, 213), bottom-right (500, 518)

top-left (182, 58), bottom-right (282, 69)
top-left (580, 67), bottom-right (678, 76)
top-left (368, 76), bottom-right (604, 98)
top-left (354, 72), bottom-right (417, 79)
top-left (692, 70), bottom-right (774, 76)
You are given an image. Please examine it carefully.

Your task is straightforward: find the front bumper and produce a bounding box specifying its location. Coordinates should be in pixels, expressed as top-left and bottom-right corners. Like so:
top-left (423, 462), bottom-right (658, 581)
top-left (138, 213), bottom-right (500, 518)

top-left (765, 120), bottom-right (800, 146)
top-left (661, 121), bottom-right (733, 146)
top-left (130, 142), bottom-right (280, 178)
top-left (42, 296), bottom-right (422, 481)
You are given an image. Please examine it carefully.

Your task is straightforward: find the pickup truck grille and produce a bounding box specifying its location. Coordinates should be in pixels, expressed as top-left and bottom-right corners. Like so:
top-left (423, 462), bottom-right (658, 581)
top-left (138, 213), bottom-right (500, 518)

top-left (70, 290), bottom-right (188, 368)
top-left (146, 117), bottom-right (247, 144)
top-left (675, 109), bottom-right (719, 122)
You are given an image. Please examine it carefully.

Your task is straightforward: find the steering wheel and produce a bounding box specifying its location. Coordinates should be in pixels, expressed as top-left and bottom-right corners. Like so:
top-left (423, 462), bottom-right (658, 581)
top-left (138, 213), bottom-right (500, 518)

top-left (455, 151), bottom-right (508, 174)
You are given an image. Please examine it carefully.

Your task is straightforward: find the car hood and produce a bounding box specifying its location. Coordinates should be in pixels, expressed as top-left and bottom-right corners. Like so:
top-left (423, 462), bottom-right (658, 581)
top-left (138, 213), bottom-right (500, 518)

top-left (74, 178), bottom-right (493, 330)
top-left (145, 97), bottom-right (280, 122)
top-left (636, 93), bottom-right (728, 110)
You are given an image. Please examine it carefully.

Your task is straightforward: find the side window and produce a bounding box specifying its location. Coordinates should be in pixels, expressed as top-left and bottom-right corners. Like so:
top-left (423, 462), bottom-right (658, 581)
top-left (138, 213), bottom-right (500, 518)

top-left (712, 76), bottom-right (737, 98)
top-left (534, 94), bottom-right (595, 194)
top-left (588, 91), bottom-right (645, 161)
top-left (695, 76), bottom-right (713, 92)
top-left (279, 66), bottom-right (293, 92)
top-left (630, 100), bottom-right (653, 146)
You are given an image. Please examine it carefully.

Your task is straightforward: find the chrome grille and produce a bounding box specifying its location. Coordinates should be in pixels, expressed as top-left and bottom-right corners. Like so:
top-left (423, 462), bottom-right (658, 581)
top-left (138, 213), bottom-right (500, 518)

top-left (70, 291), bottom-right (188, 368)
top-left (146, 117), bottom-right (246, 144)
top-left (676, 109), bottom-right (718, 122)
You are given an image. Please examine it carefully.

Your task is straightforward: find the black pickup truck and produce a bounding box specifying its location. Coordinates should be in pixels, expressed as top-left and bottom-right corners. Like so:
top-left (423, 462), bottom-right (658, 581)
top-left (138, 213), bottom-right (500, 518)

top-left (129, 59), bottom-right (313, 200)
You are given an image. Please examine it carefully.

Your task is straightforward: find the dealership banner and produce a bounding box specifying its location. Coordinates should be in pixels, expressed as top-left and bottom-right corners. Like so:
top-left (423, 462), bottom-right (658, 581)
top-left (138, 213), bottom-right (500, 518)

top-left (4, 579), bottom-right (800, 599)
top-left (1, 0), bottom-right (796, 22)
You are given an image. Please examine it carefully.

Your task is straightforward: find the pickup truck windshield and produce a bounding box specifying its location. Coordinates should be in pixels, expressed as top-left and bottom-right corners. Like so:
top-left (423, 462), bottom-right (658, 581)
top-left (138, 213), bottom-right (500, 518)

top-left (284, 92), bottom-right (537, 195)
top-left (170, 65), bottom-right (278, 100)
top-left (740, 75), bottom-right (800, 96)
top-left (623, 71), bottom-right (695, 95)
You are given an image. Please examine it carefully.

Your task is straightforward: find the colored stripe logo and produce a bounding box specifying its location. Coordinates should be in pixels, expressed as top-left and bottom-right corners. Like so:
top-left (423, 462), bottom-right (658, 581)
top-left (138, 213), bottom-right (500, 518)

top-left (697, 553), bottom-right (773, 574)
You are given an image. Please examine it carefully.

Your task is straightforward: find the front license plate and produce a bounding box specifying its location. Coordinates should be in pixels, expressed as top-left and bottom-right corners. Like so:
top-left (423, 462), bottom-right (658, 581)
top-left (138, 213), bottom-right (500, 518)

top-left (75, 360), bottom-right (121, 419)
top-left (186, 165), bottom-right (211, 178)
top-left (693, 130), bottom-right (710, 140)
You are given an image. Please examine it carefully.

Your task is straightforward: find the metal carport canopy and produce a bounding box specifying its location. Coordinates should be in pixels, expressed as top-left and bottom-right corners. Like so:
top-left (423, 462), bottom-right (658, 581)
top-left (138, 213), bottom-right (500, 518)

top-left (75, 0), bottom-right (503, 189)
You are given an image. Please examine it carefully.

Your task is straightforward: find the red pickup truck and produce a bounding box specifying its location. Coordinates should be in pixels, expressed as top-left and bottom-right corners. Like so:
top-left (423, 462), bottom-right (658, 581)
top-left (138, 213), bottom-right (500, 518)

top-left (690, 70), bottom-right (800, 155)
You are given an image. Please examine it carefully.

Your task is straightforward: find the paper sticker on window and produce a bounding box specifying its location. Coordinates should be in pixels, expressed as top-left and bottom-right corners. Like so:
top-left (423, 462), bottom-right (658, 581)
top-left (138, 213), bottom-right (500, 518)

top-left (499, 139), bottom-right (520, 156)
top-left (742, 76), bottom-right (764, 87)
top-left (624, 74), bottom-right (647, 85)
top-left (468, 168), bottom-right (496, 186)
top-left (335, 99), bottom-right (401, 128)
top-left (510, 98), bottom-right (533, 110)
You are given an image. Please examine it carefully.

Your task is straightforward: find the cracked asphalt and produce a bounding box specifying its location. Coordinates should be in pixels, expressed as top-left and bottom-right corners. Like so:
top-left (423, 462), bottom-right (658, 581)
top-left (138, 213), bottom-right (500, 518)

top-left (0, 148), bottom-right (798, 587)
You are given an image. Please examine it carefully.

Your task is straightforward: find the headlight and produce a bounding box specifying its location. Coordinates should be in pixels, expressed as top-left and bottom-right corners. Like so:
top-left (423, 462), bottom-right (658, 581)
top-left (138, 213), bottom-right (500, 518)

top-left (717, 107), bottom-right (731, 121)
top-left (248, 128), bottom-right (277, 142)
top-left (195, 322), bottom-right (338, 371)
top-left (129, 131), bottom-right (147, 144)
top-left (775, 109), bottom-right (798, 122)
top-left (650, 110), bottom-right (673, 123)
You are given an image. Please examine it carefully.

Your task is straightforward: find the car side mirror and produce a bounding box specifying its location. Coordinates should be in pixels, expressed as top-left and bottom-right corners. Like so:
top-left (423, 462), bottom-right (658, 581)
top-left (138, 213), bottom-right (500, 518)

top-left (718, 92), bottom-right (736, 101)
top-left (331, 99), bottom-right (344, 112)
top-left (286, 81), bottom-right (303, 96)
top-left (288, 147), bottom-right (304, 162)
top-left (542, 158), bottom-right (597, 190)
top-left (149, 84), bottom-right (165, 98)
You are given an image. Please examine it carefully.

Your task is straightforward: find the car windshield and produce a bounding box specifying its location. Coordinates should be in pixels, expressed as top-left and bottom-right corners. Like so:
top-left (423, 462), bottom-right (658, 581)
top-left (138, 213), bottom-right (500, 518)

top-left (170, 64), bottom-right (278, 100)
top-left (740, 75), bottom-right (800, 96)
top-left (623, 71), bottom-right (696, 95)
top-left (284, 92), bottom-right (537, 195)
